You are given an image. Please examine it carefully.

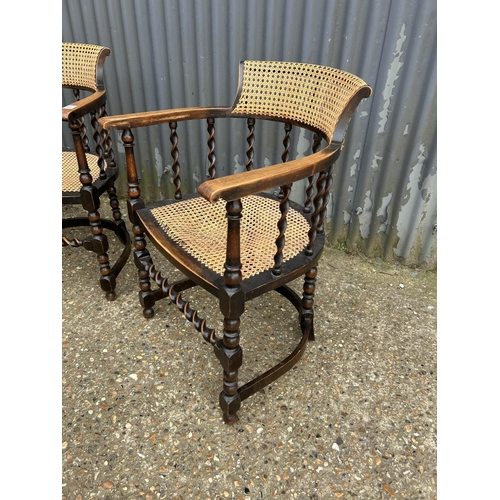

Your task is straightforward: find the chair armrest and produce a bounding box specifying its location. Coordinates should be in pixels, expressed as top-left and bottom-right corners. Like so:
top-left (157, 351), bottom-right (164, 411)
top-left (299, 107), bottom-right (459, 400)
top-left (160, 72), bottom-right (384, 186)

top-left (198, 144), bottom-right (341, 203)
top-left (62, 90), bottom-right (107, 122)
top-left (99, 106), bottom-right (233, 130)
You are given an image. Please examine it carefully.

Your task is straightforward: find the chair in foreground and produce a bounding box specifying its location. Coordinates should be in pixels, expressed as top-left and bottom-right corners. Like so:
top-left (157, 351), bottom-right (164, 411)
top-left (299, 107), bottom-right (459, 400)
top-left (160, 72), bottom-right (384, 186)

top-left (62, 42), bottom-right (131, 301)
top-left (100, 60), bottom-right (371, 422)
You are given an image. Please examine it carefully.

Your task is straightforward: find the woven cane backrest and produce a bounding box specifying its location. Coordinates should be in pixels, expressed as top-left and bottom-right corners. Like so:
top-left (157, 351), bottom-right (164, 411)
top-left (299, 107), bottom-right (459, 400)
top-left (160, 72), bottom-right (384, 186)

top-left (62, 42), bottom-right (109, 92)
top-left (232, 60), bottom-right (369, 143)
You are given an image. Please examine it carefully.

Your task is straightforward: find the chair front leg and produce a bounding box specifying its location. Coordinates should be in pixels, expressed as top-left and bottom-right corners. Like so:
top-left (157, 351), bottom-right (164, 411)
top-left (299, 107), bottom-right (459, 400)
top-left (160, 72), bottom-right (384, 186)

top-left (122, 128), bottom-right (156, 317)
top-left (133, 225), bottom-right (156, 318)
top-left (301, 266), bottom-right (317, 341)
top-left (215, 199), bottom-right (244, 423)
top-left (70, 118), bottom-right (116, 301)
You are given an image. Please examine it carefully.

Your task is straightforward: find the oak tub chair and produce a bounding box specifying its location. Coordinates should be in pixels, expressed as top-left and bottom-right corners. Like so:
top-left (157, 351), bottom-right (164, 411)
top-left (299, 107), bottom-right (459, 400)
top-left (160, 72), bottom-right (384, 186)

top-left (62, 42), bottom-right (131, 301)
top-left (99, 60), bottom-right (371, 422)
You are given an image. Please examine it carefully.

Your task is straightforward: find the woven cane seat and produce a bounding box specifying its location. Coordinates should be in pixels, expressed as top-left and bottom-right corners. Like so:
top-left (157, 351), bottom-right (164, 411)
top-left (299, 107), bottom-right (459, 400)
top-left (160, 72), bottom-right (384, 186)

top-left (62, 151), bottom-right (102, 193)
top-left (146, 195), bottom-right (310, 279)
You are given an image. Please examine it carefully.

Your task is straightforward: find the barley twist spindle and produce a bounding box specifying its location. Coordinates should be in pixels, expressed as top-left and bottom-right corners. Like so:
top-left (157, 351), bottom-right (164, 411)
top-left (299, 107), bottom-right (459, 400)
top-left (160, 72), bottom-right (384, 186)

top-left (304, 134), bottom-right (322, 214)
top-left (306, 170), bottom-right (328, 256)
top-left (169, 121), bottom-right (182, 199)
top-left (90, 109), bottom-right (107, 180)
top-left (147, 264), bottom-right (218, 345)
top-left (273, 184), bottom-right (291, 276)
top-left (207, 118), bottom-right (216, 179)
top-left (318, 163), bottom-right (335, 234)
top-left (100, 108), bottom-right (116, 168)
top-left (69, 119), bottom-right (92, 188)
top-left (246, 118), bottom-right (255, 171)
top-left (72, 89), bottom-right (90, 153)
top-left (279, 123), bottom-right (292, 200)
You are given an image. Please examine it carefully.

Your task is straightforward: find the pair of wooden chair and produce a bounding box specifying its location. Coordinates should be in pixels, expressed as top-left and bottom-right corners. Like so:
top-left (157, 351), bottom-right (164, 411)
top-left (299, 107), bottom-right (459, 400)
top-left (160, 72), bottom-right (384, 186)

top-left (62, 42), bottom-right (371, 423)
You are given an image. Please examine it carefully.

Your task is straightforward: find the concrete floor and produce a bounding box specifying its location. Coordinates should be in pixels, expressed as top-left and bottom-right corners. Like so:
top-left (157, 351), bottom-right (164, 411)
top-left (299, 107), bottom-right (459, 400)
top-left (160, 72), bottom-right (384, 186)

top-left (62, 203), bottom-right (437, 499)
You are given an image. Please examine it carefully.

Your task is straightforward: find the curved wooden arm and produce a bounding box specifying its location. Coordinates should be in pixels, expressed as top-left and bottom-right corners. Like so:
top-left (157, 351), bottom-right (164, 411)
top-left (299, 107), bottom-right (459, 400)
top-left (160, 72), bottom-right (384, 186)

top-left (99, 106), bottom-right (233, 130)
top-left (198, 143), bottom-right (342, 203)
top-left (62, 90), bottom-right (107, 122)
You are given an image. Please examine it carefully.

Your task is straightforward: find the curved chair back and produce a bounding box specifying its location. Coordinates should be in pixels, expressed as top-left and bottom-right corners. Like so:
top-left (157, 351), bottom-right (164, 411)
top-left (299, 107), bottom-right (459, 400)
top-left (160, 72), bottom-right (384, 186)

top-left (231, 60), bottom-right (371, 143)
top-left (62, 42), bottom-right (110, 92)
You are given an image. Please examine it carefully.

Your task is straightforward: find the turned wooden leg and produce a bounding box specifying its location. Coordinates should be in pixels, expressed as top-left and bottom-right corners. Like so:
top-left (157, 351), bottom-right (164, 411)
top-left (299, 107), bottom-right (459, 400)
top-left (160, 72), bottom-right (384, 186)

top-left (96, 250), bottom-right (116, 302)
top-left (107, 184), bottom-right (123, 223)
top-left (122, 129), bottom-right (155, 317)
top-left (106, 185), bottom-right (129, 245)
top-left (133, 243), bottom-right (155, 318)
top-left (81, 216), bottom-right (116, 301)
top-left (81, 187), bottom-right (116, 302)
top-left (215, 314), bottom-right (243, 424)
top-left (71, 119), bottom-right (117, 301)
top-left (301, 266), bottom-right (317, 341)
top-left (130, 202), bottom-right (155, 318)
top-left (215, 199), bottom-right (244, 423)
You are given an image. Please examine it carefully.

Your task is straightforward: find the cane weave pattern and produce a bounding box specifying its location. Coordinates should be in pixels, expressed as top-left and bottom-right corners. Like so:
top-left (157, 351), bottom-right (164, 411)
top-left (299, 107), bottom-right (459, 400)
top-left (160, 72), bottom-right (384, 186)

top-left (232, 60), bottom-right (368, 142)
top-left (150, 196), bottom-right (310, 279)
top-left (62, 43), bottom-right (106, 92)
top-left (62, 151), bottom-right (101, 192)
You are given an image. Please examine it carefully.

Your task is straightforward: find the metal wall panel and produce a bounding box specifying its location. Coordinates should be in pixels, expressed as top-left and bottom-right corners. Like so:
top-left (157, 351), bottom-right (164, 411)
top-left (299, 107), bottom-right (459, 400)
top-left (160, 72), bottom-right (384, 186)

top-left (62, 0), bottom-right (437, 268)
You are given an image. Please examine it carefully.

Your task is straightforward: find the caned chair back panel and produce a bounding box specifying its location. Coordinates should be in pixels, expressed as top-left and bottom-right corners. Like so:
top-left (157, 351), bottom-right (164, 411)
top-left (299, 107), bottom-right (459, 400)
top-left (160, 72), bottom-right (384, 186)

top-left (231, 60), bottom-right (369, 143)
top-left (62, 42), bottom-right (110, 92)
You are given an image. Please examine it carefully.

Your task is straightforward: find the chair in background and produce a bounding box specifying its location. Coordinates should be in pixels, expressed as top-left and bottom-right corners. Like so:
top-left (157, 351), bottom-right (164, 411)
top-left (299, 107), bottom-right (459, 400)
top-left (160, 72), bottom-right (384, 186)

top-left (100, 60), bottom-right (371, 422)
top-left (62, 42), bottom-right (131, 301)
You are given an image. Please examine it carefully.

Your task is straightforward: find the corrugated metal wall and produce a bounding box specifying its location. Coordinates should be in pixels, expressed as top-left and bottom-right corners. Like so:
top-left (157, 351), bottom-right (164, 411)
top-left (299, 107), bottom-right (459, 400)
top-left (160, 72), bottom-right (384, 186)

top-left (62, 0), bottom-right (437, 269)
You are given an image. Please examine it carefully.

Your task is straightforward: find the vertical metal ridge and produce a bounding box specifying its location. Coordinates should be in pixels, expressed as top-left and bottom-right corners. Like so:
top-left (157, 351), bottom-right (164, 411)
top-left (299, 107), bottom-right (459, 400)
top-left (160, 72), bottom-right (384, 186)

top-left (62, 0), bottom-right (437, 268)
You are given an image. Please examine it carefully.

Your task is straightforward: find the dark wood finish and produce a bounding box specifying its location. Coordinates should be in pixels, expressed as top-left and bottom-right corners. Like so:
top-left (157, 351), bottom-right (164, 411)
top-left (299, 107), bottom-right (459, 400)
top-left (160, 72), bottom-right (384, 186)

top-left (207, 118), bottom-right (216, 179)
top-left (98, 60), bottom-right (371, 422)
top-left (304, 133), bottom-right (323, 214)
top-left (215, 200), bottom-right (244, 423)
top-left (198, 145), bottom-right (341, 203)
top-left (273, 184), bottom-right (290, 276)
top-left (301, 267), bottom-right (318, 341)
top-left (147, 264), bottom-right (218, 345)
top-left (246, 118), bottom-right (255, 171)
top-left (99, 106), bottom-right (233, 130)
top-left (62, 90), bottom-right (107, 122)
top-left (169, 121), bottom-right (182, 199)
top-left (121, 128), bottom-right (155, 317)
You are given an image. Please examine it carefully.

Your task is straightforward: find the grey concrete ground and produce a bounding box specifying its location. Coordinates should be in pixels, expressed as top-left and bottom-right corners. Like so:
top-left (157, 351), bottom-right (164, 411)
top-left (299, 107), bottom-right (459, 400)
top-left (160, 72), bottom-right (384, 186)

top-left (62, 203), bottom-right (437, 500)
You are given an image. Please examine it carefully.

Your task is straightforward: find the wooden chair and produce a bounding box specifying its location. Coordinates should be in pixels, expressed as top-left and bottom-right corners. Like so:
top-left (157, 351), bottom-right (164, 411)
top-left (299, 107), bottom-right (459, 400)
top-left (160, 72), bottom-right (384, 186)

top-left (99, 60), bottom-right (372, 422)
top-left (62, 42), bottom-right (131, 301)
